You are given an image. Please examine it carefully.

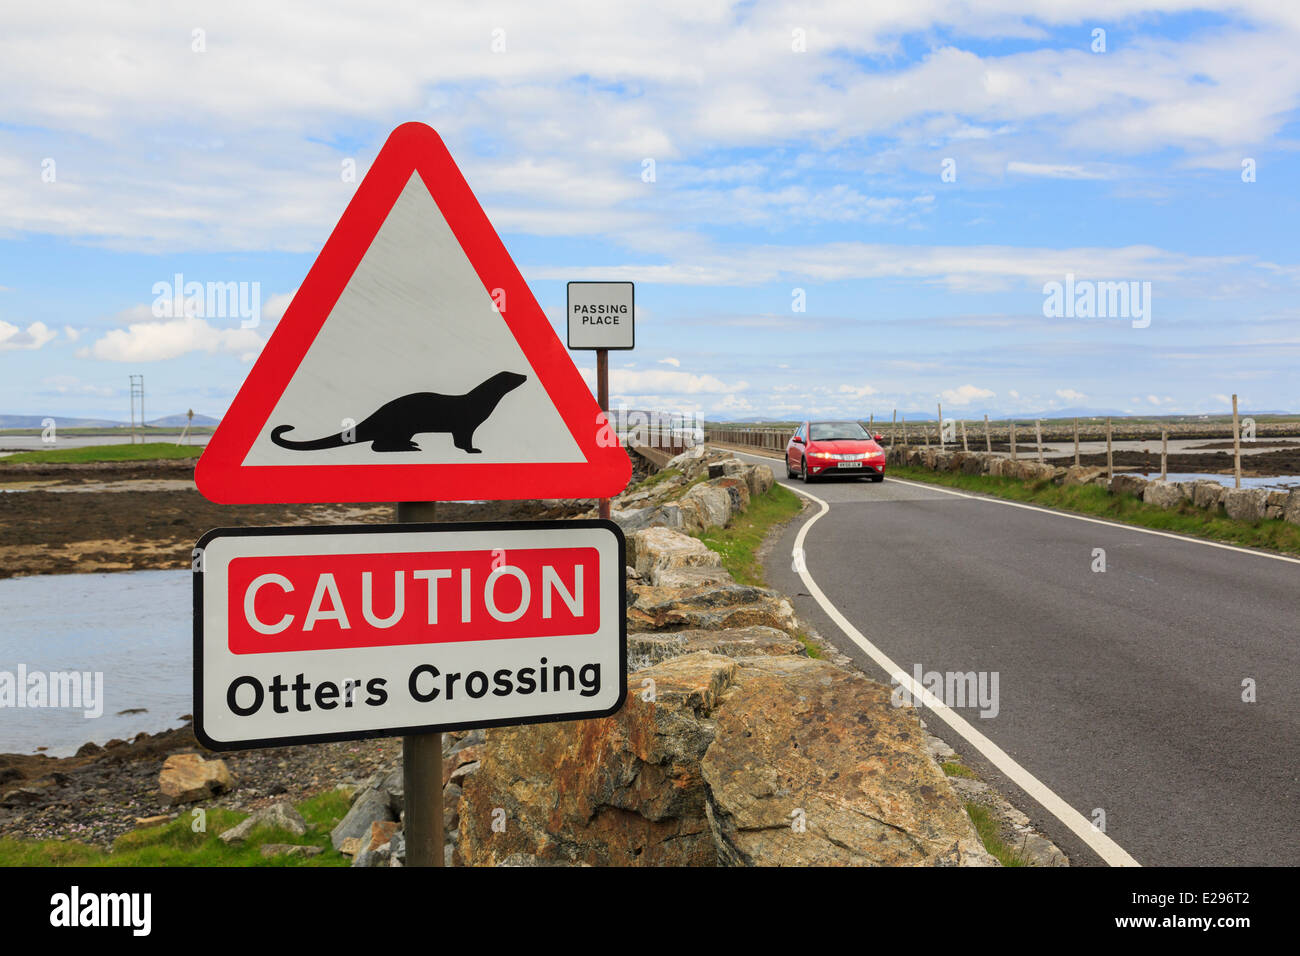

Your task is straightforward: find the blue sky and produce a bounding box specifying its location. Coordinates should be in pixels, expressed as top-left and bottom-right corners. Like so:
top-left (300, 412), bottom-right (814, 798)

top-left (2, 1), bottom-right (1298, 422)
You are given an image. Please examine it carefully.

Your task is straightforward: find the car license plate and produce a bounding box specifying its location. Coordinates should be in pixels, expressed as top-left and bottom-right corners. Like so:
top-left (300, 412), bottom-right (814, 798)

top-left (840, 461), bottom-right (863, 468)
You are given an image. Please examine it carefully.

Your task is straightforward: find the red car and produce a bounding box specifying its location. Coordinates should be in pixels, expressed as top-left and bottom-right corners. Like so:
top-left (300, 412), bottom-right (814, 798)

top-left (786, 420), bottom-right (887, 482)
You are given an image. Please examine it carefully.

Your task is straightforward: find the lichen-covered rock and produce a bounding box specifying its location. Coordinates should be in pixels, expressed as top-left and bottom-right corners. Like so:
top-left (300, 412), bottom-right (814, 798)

top-left (628, 626), bottom-right (805, 668)
top-left (331, 788), bottom-right (396, 851)
top-left (1192, 480), bottom-right (1224, 509)
top-left (626, 582), bottom-right (797, 634)
top-left (1285, 488), bottom-right (1300, 525)
top-left (701, 656), bottom-right (996, 867)
top-left (650, 566), bottom-right (734, 589)
top-left (711, 476), bottom-right (751, 514)
top-left (1109, 474), bottom-right (1148, 498)
top-left (682, 482), bottom-right (732, 529)
top-left (1062, 465), bottom-right (1106, 486)
top-left (627, 527), bottom-right (722, 583)
top-left (158, 753), bottom-right (233, 805)
top-left (1143, 480), bottom-right (1188, 510)
top-left (457, 653), bottom-right (739, 867)
top-left (1223, 487), bottom-right (1267, 522)
top-left (743, 464), bottom-right (775, 498)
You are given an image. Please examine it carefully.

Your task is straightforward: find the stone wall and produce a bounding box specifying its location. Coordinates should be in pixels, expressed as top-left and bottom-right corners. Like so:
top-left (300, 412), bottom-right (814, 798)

top-left (888, 446), bottom-right (1300, 525)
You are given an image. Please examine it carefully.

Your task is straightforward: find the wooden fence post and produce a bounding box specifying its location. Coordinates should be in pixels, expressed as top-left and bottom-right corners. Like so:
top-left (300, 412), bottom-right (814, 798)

top-left (1232, 394), bottom-right (1241, 489)
top-left (1106, 417), bottom-right (1114, 480)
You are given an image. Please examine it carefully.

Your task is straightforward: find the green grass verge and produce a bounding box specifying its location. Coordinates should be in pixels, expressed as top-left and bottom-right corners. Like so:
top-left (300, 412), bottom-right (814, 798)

top-left (965, 802), bottom-right (1027, 867)
top-left (0, 790), bottom-right (353, 867)
top-left (693, 483), bottom-right (803, 586)
top-left (0, 442), bottom-right (203, 465)
top-left (942, 761), bottom-right (978, 779)
top-left (890, 465), bottom-right (1300, 557)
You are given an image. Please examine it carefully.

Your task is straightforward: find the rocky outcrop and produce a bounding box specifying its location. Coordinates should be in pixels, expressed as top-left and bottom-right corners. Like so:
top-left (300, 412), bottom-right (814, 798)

top-left (457, 653), bottom-right (737, 867)
top-left (702, 656), bottom-right (995, 866)
top-left (456, 652), bottom-right (994, 867)
top-left (628, 626), bottom-right (806, 668)
top-left (158, 753), bottom-right (233, 805)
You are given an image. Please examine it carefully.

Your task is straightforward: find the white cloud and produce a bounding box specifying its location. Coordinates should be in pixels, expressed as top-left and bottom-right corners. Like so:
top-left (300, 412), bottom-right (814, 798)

top-left (79, 315), bottom-right (265, 362)
top-left (838, 383), bottom-right (878, 398)
top-left (1055, 388), bottom-right (1086, 401)
top-left (941, 384), bottom-right (996, 406)
top-left (1007, 161), bottom-right (1107, 180)
top-left (63, 325), bottom-right (82, 342)
top-left (580, 366), bottom-right (748, 396)
top-left (658, 357), bottom-right (681, 367)
top-left (0, 320), bottom-right (57, 351)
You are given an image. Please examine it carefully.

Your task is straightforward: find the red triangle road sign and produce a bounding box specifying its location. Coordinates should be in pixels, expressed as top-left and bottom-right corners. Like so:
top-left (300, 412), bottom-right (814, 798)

top-left (196, 122), bottom-right (631, 504)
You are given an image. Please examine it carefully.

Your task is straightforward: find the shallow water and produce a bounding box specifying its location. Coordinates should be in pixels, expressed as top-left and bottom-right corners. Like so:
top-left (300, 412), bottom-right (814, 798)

top-left (1138, 472), bottom-right (1300, 491)
top-left (0, 570), bottom-right (191, 756)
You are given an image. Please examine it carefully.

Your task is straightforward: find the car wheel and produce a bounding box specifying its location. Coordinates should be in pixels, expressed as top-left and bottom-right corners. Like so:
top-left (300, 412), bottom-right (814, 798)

top-left (801, 458), bottom-right (813, 482)
top-left (872, 473), bottom-right (885, 483)
top-left (786, 458), bottom-right (797, 478)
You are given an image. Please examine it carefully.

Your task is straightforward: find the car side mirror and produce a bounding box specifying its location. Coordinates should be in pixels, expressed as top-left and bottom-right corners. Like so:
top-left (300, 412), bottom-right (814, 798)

top-left (873, 434), bottom-right (884, 442)
top-left (791, 435), bottom-right (804, 444)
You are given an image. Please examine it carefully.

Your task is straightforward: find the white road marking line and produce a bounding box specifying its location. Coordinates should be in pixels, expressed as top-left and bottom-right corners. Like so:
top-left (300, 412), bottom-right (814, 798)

top-left (782, 480), bottom-right (1142, 867)
top-left (882, 475), bottom-right (1300, 567)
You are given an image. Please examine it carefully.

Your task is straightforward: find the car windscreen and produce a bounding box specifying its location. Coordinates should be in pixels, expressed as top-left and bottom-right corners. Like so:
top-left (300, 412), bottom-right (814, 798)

top-left (809, 422), bottom-right (869, 441)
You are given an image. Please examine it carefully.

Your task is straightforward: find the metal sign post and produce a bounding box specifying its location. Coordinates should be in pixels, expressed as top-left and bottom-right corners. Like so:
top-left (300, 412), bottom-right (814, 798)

top-left (396, 500), bottom-right (443, 868)
top-left (597, 349), bottom-right (610, 521)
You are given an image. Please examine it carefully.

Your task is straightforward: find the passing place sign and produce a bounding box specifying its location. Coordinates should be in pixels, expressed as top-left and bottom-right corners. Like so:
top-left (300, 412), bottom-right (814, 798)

top-left (193, 520), bottom-right (626, 750)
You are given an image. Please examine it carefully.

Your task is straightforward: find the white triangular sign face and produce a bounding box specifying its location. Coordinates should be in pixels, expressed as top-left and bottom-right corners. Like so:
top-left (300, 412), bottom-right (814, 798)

top-left (197, 123), bottom-right (630, 503)
top-left (243, 174), bottom-right (583, 467)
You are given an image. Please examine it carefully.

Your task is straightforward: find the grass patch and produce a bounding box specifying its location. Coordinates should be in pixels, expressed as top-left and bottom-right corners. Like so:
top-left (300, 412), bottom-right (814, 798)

top-left (0, 442), bottom-right (202, 465)
top-left (942, 761), bottom-right (978, 779)
top-left (965, 802), bottom-right (1027, 867)
top-left (793, 629), bottom-right (823, 659)
top-left (891, 465), bottom-right (1300, 557)
top-left (628, 466), bottom-right (681, 493)
top-left (0, 790), bottom-right (353, 867)
top-left (693, 482), bottom-right (803, 586)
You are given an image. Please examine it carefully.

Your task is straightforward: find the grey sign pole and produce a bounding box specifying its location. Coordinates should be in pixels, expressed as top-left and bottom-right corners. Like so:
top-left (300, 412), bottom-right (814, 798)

top-left (396, 500), bottom-right (444, 867)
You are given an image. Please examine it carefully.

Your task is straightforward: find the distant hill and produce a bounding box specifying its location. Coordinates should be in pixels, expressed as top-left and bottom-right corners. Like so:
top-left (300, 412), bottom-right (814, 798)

top-left (146, 413), bottom-right (220, 427)
top-left (0, 414), bottom-right (127, 428)
top-left (0, 413), bottom-right (219, 429)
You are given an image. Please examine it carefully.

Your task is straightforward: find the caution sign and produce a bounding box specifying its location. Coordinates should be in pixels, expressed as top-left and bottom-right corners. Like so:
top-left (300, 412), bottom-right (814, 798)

top-left (195, 123), bottom-right (630, 505)
top-left (193, 520), bottom-right (626, 750)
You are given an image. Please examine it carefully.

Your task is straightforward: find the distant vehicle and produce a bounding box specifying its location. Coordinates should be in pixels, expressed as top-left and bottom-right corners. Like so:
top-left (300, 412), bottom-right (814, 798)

top-left (786, 420), bottom-right (886, 482)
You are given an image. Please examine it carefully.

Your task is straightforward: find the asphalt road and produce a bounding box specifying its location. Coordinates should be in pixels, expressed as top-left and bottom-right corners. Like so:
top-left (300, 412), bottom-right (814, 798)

top-left (729, 447), bottom-right (1300, 867)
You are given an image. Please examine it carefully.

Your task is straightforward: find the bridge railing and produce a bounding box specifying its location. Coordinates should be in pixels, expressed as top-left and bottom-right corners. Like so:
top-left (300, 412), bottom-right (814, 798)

top-left (702, 426), bottom-right (793, 452)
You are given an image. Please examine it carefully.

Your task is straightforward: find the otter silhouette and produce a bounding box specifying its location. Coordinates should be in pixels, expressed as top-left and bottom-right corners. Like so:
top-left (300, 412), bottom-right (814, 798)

top-left (270, 371), bottom-right (527, 454)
